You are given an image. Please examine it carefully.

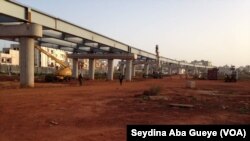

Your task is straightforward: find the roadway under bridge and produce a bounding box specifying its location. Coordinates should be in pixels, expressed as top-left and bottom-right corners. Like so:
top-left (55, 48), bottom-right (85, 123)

top-left (0, 0), bottom-right (214, 87)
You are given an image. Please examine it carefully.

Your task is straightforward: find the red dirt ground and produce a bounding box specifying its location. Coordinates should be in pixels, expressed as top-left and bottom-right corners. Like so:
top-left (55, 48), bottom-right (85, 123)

top-left (0, 76), bottom-right (249, 141)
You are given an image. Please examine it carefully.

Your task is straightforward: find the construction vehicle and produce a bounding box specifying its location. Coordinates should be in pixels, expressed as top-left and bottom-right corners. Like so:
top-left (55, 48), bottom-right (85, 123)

top-left (224, 66), bottom-right (237, 82)
top-left (144, 45), bottom-right (162, 79)
top-left (154, 45), bottom-right (163, 79)
top-left (34, 45), bottom-right (72, 82)
top-left (147, 45), bottom-right (162, 79)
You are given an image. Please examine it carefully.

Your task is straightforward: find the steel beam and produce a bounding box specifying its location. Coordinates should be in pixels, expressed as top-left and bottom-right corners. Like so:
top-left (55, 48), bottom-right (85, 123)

top-left (0, 0), bottom-right (214, 69)
top-left (0, 23), bottom-right (42, 38)
top-left (68, 53), bottom-right (137, 60)
top-left (130, 47), bottom-right (156, 59)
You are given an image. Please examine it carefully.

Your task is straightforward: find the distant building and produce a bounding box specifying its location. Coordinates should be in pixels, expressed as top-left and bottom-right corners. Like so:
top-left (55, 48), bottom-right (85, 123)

top-left (191, 60), bottom-right (212, 66)
top-left (95, 59), bottom-right (108, 73)
top-left (179, 60), bottom-right (188, 63)
top-left (0, 44), bottom-right (108, 72)
top-left (217, 65), bottom-right (231, 74)
top-left (1, 44), bottom-right (69, 67)
top-left (0, 45), bottom-right (19, 65)
top-left (78, 59), bottom-right (108, 72)
top-left (34, 46), bottom-right (69, 67)
top-left (244, 65), bottom-right (250, 73)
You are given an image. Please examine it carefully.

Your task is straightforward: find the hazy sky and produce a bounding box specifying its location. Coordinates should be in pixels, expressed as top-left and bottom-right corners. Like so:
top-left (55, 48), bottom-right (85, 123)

top-left (2, 0), bottom-right (250, 67)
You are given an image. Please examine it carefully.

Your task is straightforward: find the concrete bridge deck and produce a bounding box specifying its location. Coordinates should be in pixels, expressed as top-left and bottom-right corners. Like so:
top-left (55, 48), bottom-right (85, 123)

top-left (0, 0), bottom-right (214, 87)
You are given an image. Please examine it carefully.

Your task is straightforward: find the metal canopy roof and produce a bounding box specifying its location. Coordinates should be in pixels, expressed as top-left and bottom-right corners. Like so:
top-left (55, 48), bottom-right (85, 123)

top-left (0, 0), bottom-right (213, 68)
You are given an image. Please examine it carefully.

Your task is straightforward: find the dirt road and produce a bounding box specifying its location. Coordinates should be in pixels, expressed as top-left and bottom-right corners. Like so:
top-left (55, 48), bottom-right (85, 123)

top-left (0, 77), bottom-right (249, 141)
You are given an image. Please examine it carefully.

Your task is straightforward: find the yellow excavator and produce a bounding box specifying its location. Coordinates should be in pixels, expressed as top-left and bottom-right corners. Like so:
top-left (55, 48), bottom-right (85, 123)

top-left (34, 45), bottom-right (72, 82)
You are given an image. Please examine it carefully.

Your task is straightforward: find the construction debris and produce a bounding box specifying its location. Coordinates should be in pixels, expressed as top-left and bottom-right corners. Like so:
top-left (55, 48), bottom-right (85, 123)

top-left (169, 103), bottom-right (194, 108)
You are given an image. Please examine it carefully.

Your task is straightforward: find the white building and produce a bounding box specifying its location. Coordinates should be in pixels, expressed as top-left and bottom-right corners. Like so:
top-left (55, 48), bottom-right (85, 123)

top-left (0, 44), bottom-right (69, 68)
top-left (0, 44), bottom-right (108, 72)
top-left (0, 45), bottom-right (19, 65)
top-left (34, 46), bottom-right (69, 67)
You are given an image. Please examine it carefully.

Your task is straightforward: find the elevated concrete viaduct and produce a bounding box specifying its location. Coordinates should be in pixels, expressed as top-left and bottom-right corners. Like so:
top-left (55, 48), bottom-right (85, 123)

top-left (0, 0), bottom-right (214, 87)
top-left (68, 53), bottom-right (137, 80)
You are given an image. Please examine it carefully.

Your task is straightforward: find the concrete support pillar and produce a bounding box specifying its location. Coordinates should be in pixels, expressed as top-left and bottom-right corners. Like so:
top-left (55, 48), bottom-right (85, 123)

top-left (168, 64), bottom-right (172, 75)
top-left (73, 58), bottom-right (78, 79)
top-left (107, 59), bottom-right (114, 80)
top-left (192, 68), bottom-right (195, 75)
top-left (120, 64), bottom-right (125, 75)
top-left (20, 37), bottom-right (35, 88)
top-left (89, 59), bottom-right (95, 80)
top-left (125, 60), bottom-right (132, 81)
top-left (132, 64), bottom-right (136, 77)
top-left (176, 66), bottom-right (179, 74)
top-left (185, 66), bottom-right (189, 79)
top-left (205, 67), bottom-right (208, 74)
top-left (159, 61), bottom-right (163, 73)
top-left (149, 65), bottom-right (154, 74)
top-left (197, 68), bottom-right (200, 75)
top-left (144, 63), bottom-right (149, 76)
top-left (0, 23), bottom-right (42, 88)
top-left (183, 66), bottom-right (187, 74)
top-left (178, 66), bottom-right (182, 74)
top-left (193, 67), bottom-right (198, 75)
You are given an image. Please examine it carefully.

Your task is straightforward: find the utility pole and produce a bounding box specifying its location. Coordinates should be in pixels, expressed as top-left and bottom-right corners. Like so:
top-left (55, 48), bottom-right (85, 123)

top-left (155, 45), bottom-right (160, 71)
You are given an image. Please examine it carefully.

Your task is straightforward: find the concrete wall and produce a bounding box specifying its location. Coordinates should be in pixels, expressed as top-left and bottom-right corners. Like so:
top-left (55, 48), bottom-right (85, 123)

top-left (0, 64), bottom-right (55, 74)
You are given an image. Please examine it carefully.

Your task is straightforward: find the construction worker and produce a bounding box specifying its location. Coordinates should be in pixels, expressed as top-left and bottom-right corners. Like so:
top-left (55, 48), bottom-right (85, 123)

top-left (119, 73), bottom-right (124, 86)
top-left (78, 73), bottom-right (83, 86)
